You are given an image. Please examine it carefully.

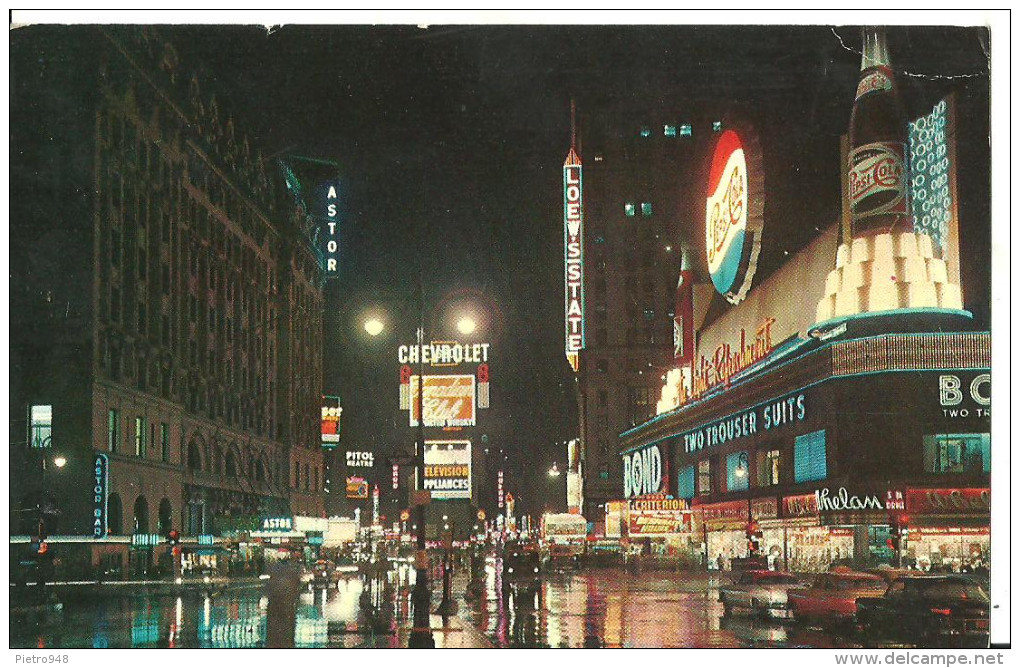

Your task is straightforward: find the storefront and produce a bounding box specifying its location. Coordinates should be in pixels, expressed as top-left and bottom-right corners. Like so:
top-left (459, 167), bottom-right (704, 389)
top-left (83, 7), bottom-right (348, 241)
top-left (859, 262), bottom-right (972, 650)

top-left (904, 487), bottom-right (991, 571)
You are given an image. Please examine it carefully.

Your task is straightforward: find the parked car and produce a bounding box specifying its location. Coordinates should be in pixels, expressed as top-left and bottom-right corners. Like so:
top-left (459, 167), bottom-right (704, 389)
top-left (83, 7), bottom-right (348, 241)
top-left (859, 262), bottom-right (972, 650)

top-left (719, 570), bottom-right (806, 619)
top-left (788, 568), bottom-right (886, 626)
top-left (545, 543), bottom-right (581, 571)
top-left (864, 565), bottom-right (923, 584)
top-left (855, 575), bottom-right (990, 647)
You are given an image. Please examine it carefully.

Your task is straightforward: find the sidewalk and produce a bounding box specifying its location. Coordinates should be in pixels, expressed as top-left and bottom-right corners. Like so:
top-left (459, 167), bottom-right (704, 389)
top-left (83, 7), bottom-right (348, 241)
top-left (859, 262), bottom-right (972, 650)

top-left (397, 614), bottom-right (494, 649)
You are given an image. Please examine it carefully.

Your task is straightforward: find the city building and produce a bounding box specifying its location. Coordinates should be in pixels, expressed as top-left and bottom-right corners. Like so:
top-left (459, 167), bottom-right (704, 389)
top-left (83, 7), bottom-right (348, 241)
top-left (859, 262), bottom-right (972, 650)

top-left (569, 102), bottom-right (724, 525)
top-left (10, 27), bottom-right (326, 577)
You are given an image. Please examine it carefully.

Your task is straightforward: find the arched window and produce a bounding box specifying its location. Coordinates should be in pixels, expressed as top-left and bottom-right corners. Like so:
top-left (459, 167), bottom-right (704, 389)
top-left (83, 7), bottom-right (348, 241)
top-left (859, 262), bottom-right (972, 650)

top-left (158, 498), bottom-right (173, 534)
top-left (108, 493), bottom-right (123, 535)
top-left (133, 496), bottom-right (149, 533)
top-left (187, 441), bottom-right (202, 471)
top-left (225, 452), bottom-right (237, 477)
top-left (255, 460), bottom-right (265, 482)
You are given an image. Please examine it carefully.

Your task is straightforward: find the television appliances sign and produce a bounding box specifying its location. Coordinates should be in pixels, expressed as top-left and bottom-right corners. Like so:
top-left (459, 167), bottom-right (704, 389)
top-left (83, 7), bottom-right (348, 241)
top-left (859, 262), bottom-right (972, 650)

top-left (705, 129), bottom-right (763, 305)
top-left (424, 440), bottom-right (472, 500)
top-left (563, 148), bottom-right (585, 372)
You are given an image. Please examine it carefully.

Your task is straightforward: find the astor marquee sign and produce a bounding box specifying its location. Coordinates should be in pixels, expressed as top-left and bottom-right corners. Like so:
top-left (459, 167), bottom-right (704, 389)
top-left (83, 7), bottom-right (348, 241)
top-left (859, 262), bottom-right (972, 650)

top-left (563, 147), bottom-right (585, 373)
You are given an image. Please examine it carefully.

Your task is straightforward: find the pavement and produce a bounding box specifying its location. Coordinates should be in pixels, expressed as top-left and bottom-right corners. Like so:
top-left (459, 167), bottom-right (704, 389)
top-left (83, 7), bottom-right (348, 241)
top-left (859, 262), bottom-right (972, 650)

top-left (398, 614), bottom-right (495, 649)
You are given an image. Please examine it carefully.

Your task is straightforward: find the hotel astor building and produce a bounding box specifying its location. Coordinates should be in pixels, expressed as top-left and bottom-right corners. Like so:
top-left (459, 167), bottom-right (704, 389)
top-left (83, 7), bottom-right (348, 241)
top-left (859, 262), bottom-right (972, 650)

top-left (10, 27), bottom-right (326, 576)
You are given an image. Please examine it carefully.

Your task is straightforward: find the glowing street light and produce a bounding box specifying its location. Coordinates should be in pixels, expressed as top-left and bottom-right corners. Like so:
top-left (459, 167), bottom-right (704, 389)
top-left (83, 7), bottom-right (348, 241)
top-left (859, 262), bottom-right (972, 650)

top-left (364, 318), bottom-right (385, 336)
top-left (548, 462), bottom-right (561, 477)
top-left (456, 316), bottom-right (477, 335)
top-left (53, 456), bottom-right (67, 469)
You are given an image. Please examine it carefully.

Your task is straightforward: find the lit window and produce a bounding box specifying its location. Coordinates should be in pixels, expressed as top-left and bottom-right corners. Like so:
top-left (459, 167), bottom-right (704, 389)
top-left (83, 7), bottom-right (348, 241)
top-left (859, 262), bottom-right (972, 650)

top-left (595, 236), bottom-right (605, 245)
top-left (624, 203), bottom-right (636, 217)
top-left (697, 460), bottom-right (712, 496)
top-left (29, 405), bottom-right (53, 449)
top-left (664, 125), bottom-right (677, 137)
top-left (641, 202), bottom-right (653, 216)
top-left (679, 124), bottom-right (693, 137)
top-left (677, 465), bottom-right (695, 500)
top-left (639, 127), bottom-right (652, 138)
top-left (757, 449), bottom-right (781, 486)
top-left (108, 409), bottom-right (120, 453)
top-left (726, 452), bottom-right (750, 491)
top-left (794, 430), bottom-right (827, 483)
top-left (713, 121), bottom-right (723, 132)
top-left (135, 416), bottom-right (147, 457)
top-left (643, 309), bottom-right (655, 321)
top-left (923, 434), bottom-right (989, 474)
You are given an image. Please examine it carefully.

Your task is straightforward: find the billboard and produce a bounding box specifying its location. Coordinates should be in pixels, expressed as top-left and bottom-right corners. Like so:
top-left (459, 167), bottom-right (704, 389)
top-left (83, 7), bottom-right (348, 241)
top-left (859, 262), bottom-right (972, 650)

top-left (423, 440), bottom-right (471, 500)
top-left (563, 147), bottom-right (585, 373)
top-left (314, 180), bottom-right (342, 275)
top-left (566, 438), bottom-right (583, 514)
top-left (321, 396), bottom-right (341, 449)
top-left (909, 96), bottom-right (960, 287)
top-left (705, 128), bottom-right (764, 305)
top-left (622, 444), bottom-right (665, 499)
top-left (673, 270), bottom-right (695, 365)
top-left (346, 476), bottom-right (369, 499)
top-left (628, 509), bottom-right (691, 536)
top-left (409, 374), bottom-right (476, 427)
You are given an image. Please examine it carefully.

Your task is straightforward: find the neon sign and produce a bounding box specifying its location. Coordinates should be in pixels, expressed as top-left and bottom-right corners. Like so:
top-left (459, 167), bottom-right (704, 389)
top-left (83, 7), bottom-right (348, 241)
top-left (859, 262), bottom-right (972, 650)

top-left (409, 375), bottom-right (477, 427)
top-left (705, 129), bottom-right (763, 304)
top-left (909, 98), bottom-right (954, 252)
top-left (321, 396), bottom-right (341, 449)
top-left (563, 148), bottom-right (585, 372)
top-left (424, 440), bottom-right (471, 500)
top-left (93, 453), bottom-right (109, 538)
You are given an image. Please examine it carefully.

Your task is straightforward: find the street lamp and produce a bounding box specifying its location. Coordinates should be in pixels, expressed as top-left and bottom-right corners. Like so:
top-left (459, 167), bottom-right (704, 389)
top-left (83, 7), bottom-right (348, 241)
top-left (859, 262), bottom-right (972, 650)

top-left (53, 456), bottom-right (67, 469)
top-left (364, 317), bottom-right (385, 337)
top-left (734, 452), bottom-right (760, 560)
top-left (456, 316), bottom-right (477, 336)
top-left (548, 463), bottom-right (561, 477)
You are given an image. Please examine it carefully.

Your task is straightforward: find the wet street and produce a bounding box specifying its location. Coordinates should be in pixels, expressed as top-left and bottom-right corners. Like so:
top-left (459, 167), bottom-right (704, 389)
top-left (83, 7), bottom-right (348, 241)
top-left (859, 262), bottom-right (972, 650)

top-left (11, 563), bottom-right (884, 649)
top-left (465, 564), bottom-right (864, 648)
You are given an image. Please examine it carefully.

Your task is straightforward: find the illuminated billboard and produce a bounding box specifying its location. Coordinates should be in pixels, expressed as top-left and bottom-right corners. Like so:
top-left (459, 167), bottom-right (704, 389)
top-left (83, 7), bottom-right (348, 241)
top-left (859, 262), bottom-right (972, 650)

top-left (909, 96), bottom-right (959, 286)
top-left (346, 476), bottom-right (369, 499)
top-left (315, 180), bottom-right (342, 275)
top-left (92, 453), bottom-right (109, 538)
top-left (409, 375), bottom-right (476, 427)
top-left (705, 128), bottom-right (763, 305)
top-left (563, 147), bottom-right (585, 373)
top-left (321, 396), bottom-right (341, 449)
top-left (424, 440), bottom-right (471, 500)
top-left (345, 451), bottom-right (374, 468)
top-left (673, 270), bottom-right (695, 365)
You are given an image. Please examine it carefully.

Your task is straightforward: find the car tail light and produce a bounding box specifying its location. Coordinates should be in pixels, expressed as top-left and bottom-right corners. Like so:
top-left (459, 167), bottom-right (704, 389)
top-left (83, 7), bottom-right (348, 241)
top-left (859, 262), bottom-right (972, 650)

top-left (931, 607), bottom-right (952, 616)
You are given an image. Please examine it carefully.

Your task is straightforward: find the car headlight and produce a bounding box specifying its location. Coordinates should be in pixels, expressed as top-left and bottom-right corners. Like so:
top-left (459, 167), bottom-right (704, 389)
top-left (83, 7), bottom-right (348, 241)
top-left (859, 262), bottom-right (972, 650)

top-left (508, 567), bottom-right (514, 574)
top-left (534, 567), bottom-right (539, 573)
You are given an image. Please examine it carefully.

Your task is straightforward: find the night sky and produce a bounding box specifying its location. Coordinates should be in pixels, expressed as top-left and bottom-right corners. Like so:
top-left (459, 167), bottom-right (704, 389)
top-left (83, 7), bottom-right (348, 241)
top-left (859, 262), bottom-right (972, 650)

top-left (10, 19), bottom-right (994, 516)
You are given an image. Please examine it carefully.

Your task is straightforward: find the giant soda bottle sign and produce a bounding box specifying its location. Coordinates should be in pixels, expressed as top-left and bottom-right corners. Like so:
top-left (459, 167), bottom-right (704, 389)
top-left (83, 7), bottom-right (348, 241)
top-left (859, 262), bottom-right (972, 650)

top-left (847, 28), bottom-right (911, 235)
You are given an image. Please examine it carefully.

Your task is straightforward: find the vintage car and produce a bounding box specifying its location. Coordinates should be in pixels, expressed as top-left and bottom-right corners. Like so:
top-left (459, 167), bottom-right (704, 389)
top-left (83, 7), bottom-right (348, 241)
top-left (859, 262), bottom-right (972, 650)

top-left (719, 570), bottom-right (806, 619)
top-left (855, 575), bottom-right (990, 647)
top-left (502, 549), bottom-right (542, 590)
top-left (788, 568), bottom-right (886, 625)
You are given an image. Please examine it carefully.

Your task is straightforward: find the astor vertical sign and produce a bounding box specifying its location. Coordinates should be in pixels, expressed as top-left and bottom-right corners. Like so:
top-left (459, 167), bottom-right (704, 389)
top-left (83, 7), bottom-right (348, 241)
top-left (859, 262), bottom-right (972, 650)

top-left (564, 147), bottom-right (585, 373)
top-left (93, 453), bottom-right (109, 538)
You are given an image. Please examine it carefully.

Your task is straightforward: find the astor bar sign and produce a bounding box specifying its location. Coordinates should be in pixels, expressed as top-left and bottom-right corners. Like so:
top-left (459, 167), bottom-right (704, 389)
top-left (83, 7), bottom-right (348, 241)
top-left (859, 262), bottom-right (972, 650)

top-left (93, 453), bottom-right (110, 538)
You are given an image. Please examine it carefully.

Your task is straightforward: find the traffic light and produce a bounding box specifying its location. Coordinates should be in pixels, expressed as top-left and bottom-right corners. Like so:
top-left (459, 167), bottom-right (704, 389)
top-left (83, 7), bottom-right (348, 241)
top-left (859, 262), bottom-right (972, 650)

top-left (746, 520), bottom-right (762, 556)
top-left (167, 529), bottom-right (180, 546)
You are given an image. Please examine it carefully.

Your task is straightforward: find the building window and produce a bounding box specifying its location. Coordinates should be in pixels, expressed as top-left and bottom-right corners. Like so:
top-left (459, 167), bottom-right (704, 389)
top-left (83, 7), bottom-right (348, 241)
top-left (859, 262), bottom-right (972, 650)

top-left (160, 423), bottom-right (170, 462)
top-left (794, 430), bottom-right (827, 483)
top-left (679, 124), bottom-right (693, 137)
top-left (28, 405), bottom-right (53, 449)
top-left (757, 449), bottom-right (781, 487)
top-left (713, 120), bottom-right (723, 132)
top-left (697, 459), bottom-right (712, 496)
top-left (663, 124), bottom-right (677, 137)
top-left (639, 126), bottom-right (652, 138)
top-left (624, 202), bottom-right (636, 217)
top-left (678, 465), bottom-right (696, 500)
top-left (108, 409), bottom-right (119, 453)
top-left (923, 434), bottom-right (989, 474)
top-left (641, 202), bottom-right (653, 216)
top-left (135, 416), bottom-right (147, 457)
top-left (628, 387), bottom-right (656, 425)
top-left (726, 452), bottom-right (750, 491)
